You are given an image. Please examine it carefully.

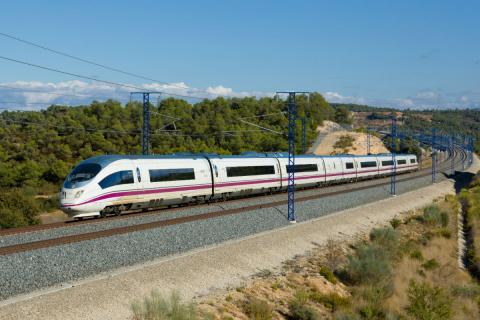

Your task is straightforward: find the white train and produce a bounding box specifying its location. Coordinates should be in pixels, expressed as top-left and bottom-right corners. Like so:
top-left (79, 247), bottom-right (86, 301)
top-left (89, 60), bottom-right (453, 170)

top-left (60, 152), bottom-right (418, 219)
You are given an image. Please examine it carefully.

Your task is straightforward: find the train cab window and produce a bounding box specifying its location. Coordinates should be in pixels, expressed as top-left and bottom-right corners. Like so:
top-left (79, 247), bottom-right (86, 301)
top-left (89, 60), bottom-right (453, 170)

top-left (99, 170), bottom-right (134, 189)
top-left (410, 159), bottom-right (416, 163)
top-left (397, 159), bottom-right (407, 165)
top-left (226, 165), bottom-right (275, 177)
top-left (286, 164), bottom-right (318, 173)
top-left (360, 161), bottom-right (377, 168)
top-left (149, 168), bottom-right (195, 182)
top-left (382, 160), bottom-right (393, 166)
top-left (345, 162), bottom-right (354, 169)
top-left (64, 163), bottom-right (102, 188)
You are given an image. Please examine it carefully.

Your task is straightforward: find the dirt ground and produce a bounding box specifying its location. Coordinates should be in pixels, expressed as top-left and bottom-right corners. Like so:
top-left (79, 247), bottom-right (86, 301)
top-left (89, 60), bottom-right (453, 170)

top-left (313, 131), bottom-right (389, 155)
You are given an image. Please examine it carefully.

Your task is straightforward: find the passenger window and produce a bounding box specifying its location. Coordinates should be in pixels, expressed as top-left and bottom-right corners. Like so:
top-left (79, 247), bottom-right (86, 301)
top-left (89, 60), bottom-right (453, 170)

top-left (99, 170), bottom-right (134, 189)
top-left (345, 162), bottom-right (354, 169)
top-left (149, 168), bottom-right (195, 182)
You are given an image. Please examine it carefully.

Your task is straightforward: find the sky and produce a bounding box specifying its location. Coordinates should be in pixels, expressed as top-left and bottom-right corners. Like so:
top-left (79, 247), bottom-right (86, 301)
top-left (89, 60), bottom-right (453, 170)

top-left (0, 0), bottom-right (479, 109)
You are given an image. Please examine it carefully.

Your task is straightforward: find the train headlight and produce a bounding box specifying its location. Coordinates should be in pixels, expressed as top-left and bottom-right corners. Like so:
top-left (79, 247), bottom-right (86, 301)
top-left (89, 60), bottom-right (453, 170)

top-left (74, 190), bottom-right (84, 198)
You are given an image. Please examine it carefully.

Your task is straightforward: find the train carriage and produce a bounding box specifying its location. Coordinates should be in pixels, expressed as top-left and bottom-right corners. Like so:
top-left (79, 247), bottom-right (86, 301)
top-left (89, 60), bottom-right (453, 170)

top-left (208, 154), bottom-right (281, 199)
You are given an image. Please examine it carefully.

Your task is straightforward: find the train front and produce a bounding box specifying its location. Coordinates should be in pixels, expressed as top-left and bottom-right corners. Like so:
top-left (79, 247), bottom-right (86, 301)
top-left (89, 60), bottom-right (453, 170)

top-left (60, 162), bottom-right (104, 218)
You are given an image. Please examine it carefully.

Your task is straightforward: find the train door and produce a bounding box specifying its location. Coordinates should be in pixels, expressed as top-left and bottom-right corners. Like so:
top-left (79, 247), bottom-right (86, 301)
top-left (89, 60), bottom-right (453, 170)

top-left (132, 160), bottom-right (145, 191)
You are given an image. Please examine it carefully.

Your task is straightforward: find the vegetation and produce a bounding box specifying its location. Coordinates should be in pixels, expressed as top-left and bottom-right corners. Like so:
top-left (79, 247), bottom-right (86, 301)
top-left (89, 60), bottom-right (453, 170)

top-left (406, 280), bottom-right (452, 320)
top-left (154, 192), bottom-right (480, 319)
top-left (242, 297), bottom-right (273, 320)
top-left (334, 106), bottom-right (352, 124)
top-left (460, 171), bottom-right (480, 278)
top-left (131, 291), bottom-right (198, 320)
top-left (0, 93), bottom-right (334, 228)
top-left (333, 134), bottom-right (355, 153)
top-left (403, 108), bottom-right (480, 153)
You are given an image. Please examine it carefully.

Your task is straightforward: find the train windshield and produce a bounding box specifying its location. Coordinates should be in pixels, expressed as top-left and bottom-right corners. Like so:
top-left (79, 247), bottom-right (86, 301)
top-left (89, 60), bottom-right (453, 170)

top-left (64, 163), bottom-right (102, 188)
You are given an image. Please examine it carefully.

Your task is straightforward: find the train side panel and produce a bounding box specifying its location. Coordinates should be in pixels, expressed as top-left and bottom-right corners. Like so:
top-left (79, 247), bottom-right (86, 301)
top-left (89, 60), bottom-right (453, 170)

top-left (323, 157), bottom-right (344, 183)
top-left (209, 157), bottom-right (281, 197)
top-left (354, 156), bottom-right (380, 179)
top-left (277, 156), bottom-right (326, 189)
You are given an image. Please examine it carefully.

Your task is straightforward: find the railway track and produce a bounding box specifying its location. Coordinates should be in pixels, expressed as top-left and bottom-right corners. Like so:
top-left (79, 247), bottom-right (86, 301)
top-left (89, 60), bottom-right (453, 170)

top-left (0, 148), bottom-right (467, 257)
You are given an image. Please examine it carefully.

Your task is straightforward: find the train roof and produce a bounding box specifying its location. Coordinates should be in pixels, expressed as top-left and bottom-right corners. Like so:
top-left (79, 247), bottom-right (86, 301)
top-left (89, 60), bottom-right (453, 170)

top-left (80, 152), bottom-right (417, 168)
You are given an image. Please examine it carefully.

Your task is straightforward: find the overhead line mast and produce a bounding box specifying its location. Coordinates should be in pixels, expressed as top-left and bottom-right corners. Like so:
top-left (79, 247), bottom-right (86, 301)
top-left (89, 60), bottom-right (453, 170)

top-left (277, 91), bottom-right (309, 223)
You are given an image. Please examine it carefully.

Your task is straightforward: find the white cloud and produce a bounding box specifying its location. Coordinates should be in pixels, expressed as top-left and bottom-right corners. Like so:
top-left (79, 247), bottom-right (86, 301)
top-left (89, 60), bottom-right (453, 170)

top-left (323, 91), bottom-right (366, 105)
top-left (0, 80), bottom-right (478, 110)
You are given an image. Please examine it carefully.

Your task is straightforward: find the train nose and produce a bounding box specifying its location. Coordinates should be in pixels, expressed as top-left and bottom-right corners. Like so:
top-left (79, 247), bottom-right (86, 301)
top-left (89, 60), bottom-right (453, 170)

top-left (60, 189), bottom-right (84, 209)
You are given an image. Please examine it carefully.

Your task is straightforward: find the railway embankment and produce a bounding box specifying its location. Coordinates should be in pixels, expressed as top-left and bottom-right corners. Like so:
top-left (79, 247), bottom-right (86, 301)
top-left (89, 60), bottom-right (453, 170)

top-left (0, 155), bottom-right (477, 320)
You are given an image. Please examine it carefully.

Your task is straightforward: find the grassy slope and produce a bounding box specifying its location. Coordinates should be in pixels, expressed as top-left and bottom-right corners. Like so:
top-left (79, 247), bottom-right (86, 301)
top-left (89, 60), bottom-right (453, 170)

top-left (131, 194), bottom-right (480, 320)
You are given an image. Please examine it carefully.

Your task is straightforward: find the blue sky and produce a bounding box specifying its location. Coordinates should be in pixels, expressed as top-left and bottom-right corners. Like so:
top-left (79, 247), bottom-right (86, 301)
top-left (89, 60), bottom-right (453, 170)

top-left (0, 0), bottom-right (479, 109)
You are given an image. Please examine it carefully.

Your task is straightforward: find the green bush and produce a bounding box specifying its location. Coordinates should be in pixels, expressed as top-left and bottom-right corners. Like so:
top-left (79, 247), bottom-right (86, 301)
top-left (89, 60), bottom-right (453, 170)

top-left (389, 218), bottom-right (402, 229)
top-left (439, 228), bottom-right (451, 239)
top-left (0, 189), bottom-right (41, 228)
top-left (406, 280), bottom-right (452, 320)
top-left (344, 244), bottom-right (392, 284)
top-left (310, 292), bottom-right (350, 312)
top-left (451, 284), bottom-right (480, 298)
top-left (333, 311), bottom-right (361, 320)
top-left (369, 227), bottom-right (400, 256)
top-left (419, 205), bottom-right (447, 227)
top-left (440, 211), bottom-right (449, 227)
top-left (410, 250), bottom-right (424, 261)
top-left (319, 266), bottom-right (337, 284)
top-left (288, 299), bottom-right (320, 320)
top-left (131, 290), bottom-right (197, 320)
top-left (243, 297), bottom-right (273, 320)
top-left (357, 282), bottom-right (395, 319)
top-left (421, 259), bottom-right (439, 270)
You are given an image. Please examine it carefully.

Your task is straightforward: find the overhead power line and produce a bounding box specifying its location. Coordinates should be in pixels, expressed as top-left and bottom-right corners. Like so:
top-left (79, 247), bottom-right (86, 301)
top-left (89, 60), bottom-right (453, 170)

top-left (0, 55), bottom-right (207, 101)
top-left (0, 31), bottom-right (219, 98)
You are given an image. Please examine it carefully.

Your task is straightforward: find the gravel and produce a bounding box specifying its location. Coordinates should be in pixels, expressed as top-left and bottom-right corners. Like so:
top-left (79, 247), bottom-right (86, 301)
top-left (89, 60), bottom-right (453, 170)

top-left (0, 155), bottom-right (464, 300)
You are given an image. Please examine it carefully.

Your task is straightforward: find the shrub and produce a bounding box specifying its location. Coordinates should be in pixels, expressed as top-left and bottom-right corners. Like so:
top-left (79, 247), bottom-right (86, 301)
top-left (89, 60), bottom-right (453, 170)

top-left (325, 238), bottom-right (344, 271)
top-left (406, 280), bottom-right (452, 320)
top-left (451, 284), bottom-right (480, 298)
top-left (333, 135), bottom-right (354, 152)
top-left (288, 300), bottom-right (320, 320)
top-left (334, 311), bottom-right (361, 320)
top-left (354, 282), bottom-right (395, 319)
top-left (344, 244), bottom-right (392, 284)
top-left (410, 250), bottom-right (424, 261)
top-left (369, 227), bottom-right (399, 256)
top-left (243, 297), bottom-right (273, 320)
top-left (440, 211), bottom-right (449, 227)
top-left (421, 259), bottom-right (439, 270)
top-left (0, 189), bottom-right (41, 228)
top-left (389, 218), bottom-right (401, 229)
top-left (420, 205), bottom-right (448, 226)
top-left (131, 290), bottom-right (197, 320)
top-left (319, 266), bottom-right (337, 284)
top-left (310, 292), bottom-right (350, 312)
top-left (439, 228), bottom-right (451, 239)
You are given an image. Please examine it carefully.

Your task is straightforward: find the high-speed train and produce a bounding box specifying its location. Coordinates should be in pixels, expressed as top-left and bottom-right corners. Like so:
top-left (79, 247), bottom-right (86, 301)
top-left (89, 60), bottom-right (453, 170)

top-left (60, 152), bottom-right (418, 219)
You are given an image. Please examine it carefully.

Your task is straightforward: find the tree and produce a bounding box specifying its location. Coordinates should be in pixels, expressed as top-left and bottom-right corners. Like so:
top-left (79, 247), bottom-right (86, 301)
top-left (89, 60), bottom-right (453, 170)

top-left (334, 106), bottom-right (352, 124)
